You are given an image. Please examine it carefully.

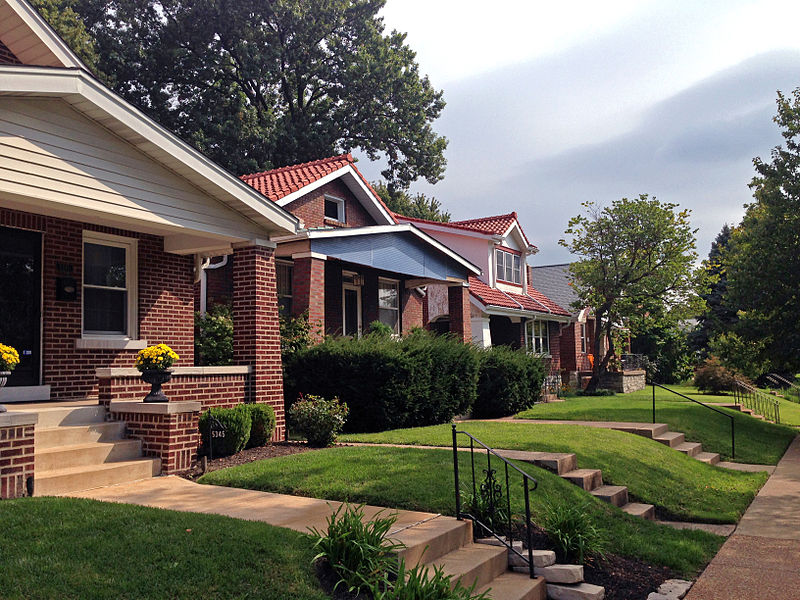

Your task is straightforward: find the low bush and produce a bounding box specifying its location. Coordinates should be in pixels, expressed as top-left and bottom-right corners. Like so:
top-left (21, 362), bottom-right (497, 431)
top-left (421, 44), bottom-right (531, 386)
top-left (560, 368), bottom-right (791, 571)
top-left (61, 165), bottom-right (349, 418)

top-left (199, 405), bottom-right (251, 457)
top-left (472, 346), bottom-right (546, 418)
top-left (194, 304), bottom-right (233, 366)
top-left (576, 388), bottom-right (616, 397)
top-left (540, 501), bottom-right (605, 564)
top-left (370, 560), bottom-right (489, 600)
top-left (694, 357), bottom-right (742, 394)
top-left (245, 404), bottom-right (276, 448)
top-left (288, 395), bottom-right (349, 447)
top-left (309, 503), bottom-right (404, 595)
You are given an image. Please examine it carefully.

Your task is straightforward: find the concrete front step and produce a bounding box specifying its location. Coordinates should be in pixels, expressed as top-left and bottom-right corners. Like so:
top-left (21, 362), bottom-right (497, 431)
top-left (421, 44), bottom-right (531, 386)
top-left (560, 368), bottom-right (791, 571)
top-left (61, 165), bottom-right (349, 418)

top-left (653, 431), bottom-right (686, 448)
top-left (621, 502), bottom-right (656, 520)
top-left (696, 452), bottom-right (721, 465)
top-left (477, 571), bottom-right (546, 600)
top-left (31, 405), bottom-right (107, 428)
top-left (561, 469), bottom-right (602, 492)
top-left (675, 441), bottom-right (703, 457)
top-left (34, 457), bottom-right (161, 496)
top-left (426, 542), bottom-right (508, 591)
top-left (393, 517), bottom-right (473, 566)
top-left (546, 581), bottom-right (605, 600)
top-left (35, 422), bottom-right (126, 450)
top-left (590, 485), bottom-right (628, 507)
top-left (612, 423), bottom-right (669, 438)
top-left (498, 450), bottom-right (577, 475)
top-left (35, 439), bottom-right (143, 471)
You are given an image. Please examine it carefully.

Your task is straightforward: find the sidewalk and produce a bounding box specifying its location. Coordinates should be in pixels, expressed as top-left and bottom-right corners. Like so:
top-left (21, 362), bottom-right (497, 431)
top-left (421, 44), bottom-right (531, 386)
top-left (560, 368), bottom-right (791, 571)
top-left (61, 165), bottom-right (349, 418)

top-left (685, 435), bottom-right (800, 600)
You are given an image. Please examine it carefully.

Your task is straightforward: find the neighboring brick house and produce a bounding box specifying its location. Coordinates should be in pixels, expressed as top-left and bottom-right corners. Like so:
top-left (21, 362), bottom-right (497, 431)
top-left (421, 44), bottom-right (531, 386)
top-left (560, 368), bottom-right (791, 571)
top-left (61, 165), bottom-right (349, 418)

top-left (394, 213), bottom-right (573, 379)
top-left (0, 0), bottom-right (297, 494)
top-left (200, 154), bottom-right (481, 341)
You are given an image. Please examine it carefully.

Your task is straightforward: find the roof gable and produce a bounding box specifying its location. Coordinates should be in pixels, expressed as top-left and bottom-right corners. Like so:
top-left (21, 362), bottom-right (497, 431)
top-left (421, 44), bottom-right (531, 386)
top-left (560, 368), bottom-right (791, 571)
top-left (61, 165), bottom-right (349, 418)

top-left (0, 0), bottom-right (86, 68)
top-left (396, 211), bottom-right (536, 250)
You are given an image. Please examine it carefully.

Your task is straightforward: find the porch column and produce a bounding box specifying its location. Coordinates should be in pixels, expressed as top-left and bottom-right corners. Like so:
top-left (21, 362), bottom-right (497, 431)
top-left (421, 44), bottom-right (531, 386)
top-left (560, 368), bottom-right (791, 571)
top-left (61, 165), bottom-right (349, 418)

top-left (292, 255), bottom-right (325, 341)
top-left (448, 283), bottom-right (471, 342)
top-left (232, 242), bottom-right (285, 439)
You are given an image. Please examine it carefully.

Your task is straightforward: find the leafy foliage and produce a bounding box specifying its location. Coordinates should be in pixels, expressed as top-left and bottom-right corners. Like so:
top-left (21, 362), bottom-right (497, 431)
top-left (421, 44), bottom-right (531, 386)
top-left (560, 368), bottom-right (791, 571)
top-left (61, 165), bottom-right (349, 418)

top-left (370, 559), bottom-right (489, 600)
top-left (195, 304), bottom-right (234, 366)
top-left (631, 318), bottom-right (695, 384)
top-left (30, 0), bottom-right (99, 70)
top-left (245, 403), bottom-right (276, 449)
top-left (693, 357), bottom-right (741, 394)
top-left (708, 332), bottom-right (770, 381)
top-left (199, 405), bottom-right (252, 457)
top-left (280, 311), bottom-right (313, 358)
top-left (61, 0), bottom-right (447, 189)
top-left (288, 395), bottom-right (349, 447)
top-left (368, 320), bottom-right (395, 337)
top-left (561, 195), bottom-right (705, 390)
top-left (309, 503), bottom-right (404, 595)
top-left (373, 181), bottom-right (451, 222)
top-left (540, 501), bottom-right (606, 564)
top-left (473, 346), bottom-right (546, 418)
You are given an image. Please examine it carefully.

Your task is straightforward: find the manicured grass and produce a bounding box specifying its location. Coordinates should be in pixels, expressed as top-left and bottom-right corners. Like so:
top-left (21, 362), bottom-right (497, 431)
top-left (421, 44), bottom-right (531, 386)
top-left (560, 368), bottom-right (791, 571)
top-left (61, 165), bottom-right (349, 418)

top-left (0, 497), bottom-right (327, 600)
top-left (340, 421), bottom-right (767, 523)
top-left (516, 385), bottom-right (797, 464)
top-left (200, 446), bottom-right (724, 576)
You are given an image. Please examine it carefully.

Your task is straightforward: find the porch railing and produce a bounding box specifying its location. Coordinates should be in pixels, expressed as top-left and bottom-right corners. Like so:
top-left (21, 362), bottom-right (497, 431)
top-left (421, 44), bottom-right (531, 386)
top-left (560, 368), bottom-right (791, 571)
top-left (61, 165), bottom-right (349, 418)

top-left (733, 380), bottom-right (781, 424)
top-left (765, 373), bottom-right (800, 404)
top-left (452, 424), bottom-right (538, 579)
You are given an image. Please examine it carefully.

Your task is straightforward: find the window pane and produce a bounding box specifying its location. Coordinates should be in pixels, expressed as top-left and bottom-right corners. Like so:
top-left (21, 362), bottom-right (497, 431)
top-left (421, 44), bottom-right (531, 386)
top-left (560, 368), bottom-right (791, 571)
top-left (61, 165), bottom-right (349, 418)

top-left (278, 297), bottom-right (292, 316)
top-left (379, 308), bottom-right (399, 333)
top-left (496, 251), bottom-right (504, 279)
top-left (84, 243), bottom-right (126, 288)
top-left (513, 255), bottom-right (521, 283)
top-left (84, 287), bottom-right (127, 333)
top-left (506, 258), bottom-right (513, 282)
top-left (324, 199), bottom-right (340, 220)
top-left (276, 263), bottom-right (293, 298)
top-left (378, 281), bottom-right (398, 309)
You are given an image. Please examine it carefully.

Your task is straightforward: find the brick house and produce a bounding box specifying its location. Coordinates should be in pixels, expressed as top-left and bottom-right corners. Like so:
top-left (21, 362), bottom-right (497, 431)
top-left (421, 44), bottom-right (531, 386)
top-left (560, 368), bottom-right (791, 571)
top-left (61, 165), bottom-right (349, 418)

top-left (0, 0), bottom-right (298, 497)
top-left (200, 154), bottom-right (482, 340)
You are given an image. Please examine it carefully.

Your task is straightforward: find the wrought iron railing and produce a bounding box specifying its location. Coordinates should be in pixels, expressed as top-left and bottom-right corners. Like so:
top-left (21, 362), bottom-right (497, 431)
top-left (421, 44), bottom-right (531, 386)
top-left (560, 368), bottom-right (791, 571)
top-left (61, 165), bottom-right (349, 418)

top-left (651, 383), bottom-right (735, 458)
top-left (452, 424), bottom-right (538, 579)
top-left (733, 380), bottom-right (781, 424)
top-left (766, 373), bottom-right (800, 404)
top-left (542, 374), bottom-right (561, 397)
top-left (620, 354), bottom-right (647, 372)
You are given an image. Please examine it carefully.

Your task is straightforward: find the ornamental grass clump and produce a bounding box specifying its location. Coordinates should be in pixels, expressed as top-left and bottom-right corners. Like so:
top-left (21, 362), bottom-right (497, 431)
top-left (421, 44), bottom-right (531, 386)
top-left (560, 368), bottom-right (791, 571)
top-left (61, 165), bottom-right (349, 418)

top-left (0, 343), bottom-right (20, 372)
top-left (135, 344), bottom-right (179, 371)
top-left (288, 395), bottom-right (349, 447)
top-left (540, 501), bottom-right (606, 564)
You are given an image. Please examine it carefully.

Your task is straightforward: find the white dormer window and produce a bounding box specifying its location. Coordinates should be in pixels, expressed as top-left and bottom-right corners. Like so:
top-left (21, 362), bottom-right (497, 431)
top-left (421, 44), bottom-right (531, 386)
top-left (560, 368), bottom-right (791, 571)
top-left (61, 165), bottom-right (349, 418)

top-left (496, 248), bottom-right (521, 284)
top-left (324, 195), bottom-right (346, 223)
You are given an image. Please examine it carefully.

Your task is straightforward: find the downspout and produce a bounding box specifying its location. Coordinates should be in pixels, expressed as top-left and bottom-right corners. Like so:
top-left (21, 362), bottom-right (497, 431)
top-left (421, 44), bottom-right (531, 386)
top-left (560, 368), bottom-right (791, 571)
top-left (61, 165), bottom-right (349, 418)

top-left (197, 255), bottom-right (229, 316)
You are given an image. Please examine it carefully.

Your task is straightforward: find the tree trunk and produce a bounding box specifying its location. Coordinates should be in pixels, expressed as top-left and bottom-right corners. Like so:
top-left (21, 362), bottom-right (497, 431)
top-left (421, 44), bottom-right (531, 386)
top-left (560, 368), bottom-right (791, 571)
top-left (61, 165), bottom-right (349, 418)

top-left (584, 315), bottom-right (616, 392)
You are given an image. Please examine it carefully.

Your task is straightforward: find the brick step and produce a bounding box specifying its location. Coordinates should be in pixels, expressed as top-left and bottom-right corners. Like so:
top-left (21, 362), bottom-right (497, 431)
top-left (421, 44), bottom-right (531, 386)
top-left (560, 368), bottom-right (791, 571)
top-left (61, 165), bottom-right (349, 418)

top-left (424, 543), bottom-right (508, 591)
top-left (35, 439), bottom-right (143, 471)
top-left (35, 422), bottom-right (126, 450)
top-left (695, 452), bottom-right (721, 465)
top-left (546, 581), bottom-right (605, 600)
top-left (393, 517), bottom-right (473, 566)
top-left (34, 457), bottom-right (161, 496)
top-left (30, 405), bottom-right (106, 429)
top-left (590, 485), bottom-right (628, 507)
top-left (653, 431), bottom-right (685, 448)
top-left (675, 441), bottom-right (703, 458)
top-left (560, 469), bottom-right (603, 492)
top-left (621, 502), bottom-right (656, 520)
top-left (476, 571), bottom-right (546, 600)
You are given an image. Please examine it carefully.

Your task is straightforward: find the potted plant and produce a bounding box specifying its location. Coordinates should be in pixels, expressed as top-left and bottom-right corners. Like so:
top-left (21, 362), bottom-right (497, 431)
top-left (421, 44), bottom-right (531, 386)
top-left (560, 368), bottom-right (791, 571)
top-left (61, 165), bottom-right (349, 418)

top-left (0, 342), bottom-right (20, 413)
top-left (135, 343), bottom-right (179, 403)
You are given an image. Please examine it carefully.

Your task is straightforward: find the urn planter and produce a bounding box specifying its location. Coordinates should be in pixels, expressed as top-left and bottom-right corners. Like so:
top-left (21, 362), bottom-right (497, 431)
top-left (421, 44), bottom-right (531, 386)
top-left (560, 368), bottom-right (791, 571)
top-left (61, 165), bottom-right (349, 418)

top-left (0, 371), bottom-right (8, 413)
top-left (141, 369), bottom-right (173, 403)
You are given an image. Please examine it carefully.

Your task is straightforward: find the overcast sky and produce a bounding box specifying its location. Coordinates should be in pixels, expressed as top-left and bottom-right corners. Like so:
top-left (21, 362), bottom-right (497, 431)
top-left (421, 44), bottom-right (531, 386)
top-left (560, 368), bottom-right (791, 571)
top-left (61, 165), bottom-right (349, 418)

top-left (355, 0), bottom-right (800, 264)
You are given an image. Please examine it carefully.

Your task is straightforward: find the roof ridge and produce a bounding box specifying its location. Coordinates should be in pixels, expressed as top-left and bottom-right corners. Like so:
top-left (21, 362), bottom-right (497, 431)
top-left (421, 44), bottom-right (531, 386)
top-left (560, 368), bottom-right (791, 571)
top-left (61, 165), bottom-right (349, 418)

top-left (449, 212), bottom-right (517, 225)
top-left (241, 153), bottom-right (352, 180)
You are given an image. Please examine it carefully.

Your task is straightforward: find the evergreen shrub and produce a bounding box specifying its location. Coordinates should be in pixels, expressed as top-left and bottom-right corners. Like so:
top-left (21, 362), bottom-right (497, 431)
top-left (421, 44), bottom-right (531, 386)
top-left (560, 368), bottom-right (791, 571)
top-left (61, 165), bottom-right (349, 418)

top-left (472, 346), bottom-right (546, 418)
top-left (199, 405), bottom-right (251, 457)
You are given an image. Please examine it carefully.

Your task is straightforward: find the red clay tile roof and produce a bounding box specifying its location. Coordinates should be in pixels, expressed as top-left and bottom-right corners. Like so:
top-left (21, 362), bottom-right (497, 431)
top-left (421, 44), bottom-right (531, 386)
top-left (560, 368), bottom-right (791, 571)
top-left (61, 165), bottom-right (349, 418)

top-left (468, 277), bottom-right (570, 316)
top-left (396, 212), bottom-right (534, 249)
top-left (241, 153), bottom-right (395, 222)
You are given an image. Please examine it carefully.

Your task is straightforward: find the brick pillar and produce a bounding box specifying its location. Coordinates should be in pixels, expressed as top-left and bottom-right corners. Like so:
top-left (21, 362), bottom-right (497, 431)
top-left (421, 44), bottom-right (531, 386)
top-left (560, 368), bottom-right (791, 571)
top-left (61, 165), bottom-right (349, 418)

top-left (233, 243), bottom-right (285, 439)
top-left (0, 413), bottom-right (36, 499)
top-left (292, 256), bottom-right (325, 341)
top-left (448, 284), bottom-right (471, 342)
top-left (402, 287), bottom-right (424, 334)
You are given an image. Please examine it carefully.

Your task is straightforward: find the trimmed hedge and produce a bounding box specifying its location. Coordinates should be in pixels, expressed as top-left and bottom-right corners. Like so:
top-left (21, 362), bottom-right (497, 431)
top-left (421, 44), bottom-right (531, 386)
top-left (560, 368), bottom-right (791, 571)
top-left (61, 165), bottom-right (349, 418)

top-left (284, 330), bottom-right (479, 433)
top-left (473, 345), bottom-right (546, 418)
top-left (246, 404), bottom-right (277, 448)
top-left (199, 405), bottom-right (251, 457)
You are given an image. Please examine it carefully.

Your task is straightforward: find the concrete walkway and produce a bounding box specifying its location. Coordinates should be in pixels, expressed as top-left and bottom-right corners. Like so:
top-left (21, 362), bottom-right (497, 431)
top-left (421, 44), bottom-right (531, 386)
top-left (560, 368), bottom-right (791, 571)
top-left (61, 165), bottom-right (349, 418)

top-left (685, 435), bottom-right (800, 600)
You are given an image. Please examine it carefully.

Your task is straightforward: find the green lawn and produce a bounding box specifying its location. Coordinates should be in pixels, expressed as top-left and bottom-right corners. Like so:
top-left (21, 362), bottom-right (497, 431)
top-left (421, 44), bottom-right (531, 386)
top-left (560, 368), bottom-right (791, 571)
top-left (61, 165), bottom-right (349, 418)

top-left (516, 385), bottom-right (797, 464)
top-left (0, 497), bottom-right (327, 600)
top-left (199, 446), bottom-right (724, 576)
top-left (340, 421), bottom-right (767, 523)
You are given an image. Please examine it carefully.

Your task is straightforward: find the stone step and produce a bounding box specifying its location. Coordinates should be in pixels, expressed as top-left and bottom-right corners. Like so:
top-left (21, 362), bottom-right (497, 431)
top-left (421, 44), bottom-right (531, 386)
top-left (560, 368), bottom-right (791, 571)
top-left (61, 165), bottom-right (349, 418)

top-left (499, 450), bottom-right (577, 475)
top-left (534, 564), bottom-right (583, 584)
top-left (35, 439), bottom-right (143, 471)
top-left (426, 542), bottom-right (508, 591)
top-left (394, 517), bottom-right (473, 567)
top-left (614, 423), bottom-right (669, 438)
top-left (675, 441), bottom-right (703, 458)
top-left (621, 502), bottom-right (656, 520)
top-left (30, 405), bottom-right (107, 429)
top-left (590, 484), bottom-right (628, 507)
top-left (34, 458), bottom-right (161, 496)
top-left (35, 422), bottom-right (126, 450)
top-left (546, 581), bottom-right (605, 600)
top-left (695, 452), bottom-right (721, 465)
top-left (653, 431), bottom-right (685, 448)
top-left (477, 571), bottom-right (546, 600)
top-left (561, 469), bottom-right (603, 492)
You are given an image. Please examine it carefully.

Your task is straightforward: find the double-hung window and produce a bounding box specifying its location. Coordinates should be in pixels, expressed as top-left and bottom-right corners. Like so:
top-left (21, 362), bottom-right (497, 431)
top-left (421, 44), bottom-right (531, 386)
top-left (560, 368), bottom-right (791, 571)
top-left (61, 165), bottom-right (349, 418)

top-left (378, 278), bottom-right (400, 334)
top-left (580, 323), bottom-right (589, 354)
top-left (276, 261), bottom-right (293, 315)
top-left (526, 320), bottom-right (550, 354)
top-left (82, 231), bottom-right (137, 338)
top-left (495, 248), bottom-right (521, 284)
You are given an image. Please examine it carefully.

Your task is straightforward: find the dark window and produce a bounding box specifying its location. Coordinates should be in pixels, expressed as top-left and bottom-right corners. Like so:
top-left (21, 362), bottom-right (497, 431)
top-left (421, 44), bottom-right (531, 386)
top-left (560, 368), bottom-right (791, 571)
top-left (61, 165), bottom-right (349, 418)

top-left (83, 241), bottom-right (129, 335)
top-left (324, 198), bottom-right (344, 221)
top-left (276, 262), bottom-right (293, 315)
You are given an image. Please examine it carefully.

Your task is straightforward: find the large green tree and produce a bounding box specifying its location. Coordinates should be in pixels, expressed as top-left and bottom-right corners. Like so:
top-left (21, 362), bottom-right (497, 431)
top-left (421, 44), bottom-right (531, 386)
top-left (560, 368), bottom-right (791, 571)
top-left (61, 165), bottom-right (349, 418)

top-left (43, 0), bottom-right (447, 184)
top-left (373, 182), bottom-right (451, 222)
top-left (29, 0), bottom-right (99, 70)
top-left (561, 195), bottom-right (705, 390)
top-left (725, 89), bottom-right (800, 373)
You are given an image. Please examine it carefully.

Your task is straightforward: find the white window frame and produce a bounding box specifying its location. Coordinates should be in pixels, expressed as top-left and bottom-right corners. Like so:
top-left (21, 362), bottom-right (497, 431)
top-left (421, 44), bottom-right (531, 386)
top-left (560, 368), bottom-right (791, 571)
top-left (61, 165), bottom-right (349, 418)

top-left (81, 230), bottom-right (138, 340)
top-left (378, 277), bottom-right (401, 334)
top-left (580, 323), bottom-right (588, 353)
top-left (526, 320), bottom-right (550, 355)
top-left (495, 248), bottom-right (522, 284)
top-left (324, 194), bottom-right (346, 223)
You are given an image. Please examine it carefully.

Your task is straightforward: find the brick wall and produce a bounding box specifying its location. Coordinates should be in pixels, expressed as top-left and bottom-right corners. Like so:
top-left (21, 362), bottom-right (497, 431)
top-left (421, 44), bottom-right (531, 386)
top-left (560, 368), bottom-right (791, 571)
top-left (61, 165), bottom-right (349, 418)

top-left (0, 424), bottom-right (34, 499)
top-left (292, 257), bottom-right (325, 339)
top-left (324, 261), bottom-right (344, 335)
top-left (98, 373), bottom-right (247, 410)
top-left (1, 208), bottom-right (194, 400)
top-left (0, 41), bottom-right (21, 65)
top-left (402, 288), bottom-right (424, 334)
top-left (283, 179), bottom-right (376, 229)
top-left (448, 285), bottom-right (471, 342)
top-left (111, 408), bottom-right (199, 475)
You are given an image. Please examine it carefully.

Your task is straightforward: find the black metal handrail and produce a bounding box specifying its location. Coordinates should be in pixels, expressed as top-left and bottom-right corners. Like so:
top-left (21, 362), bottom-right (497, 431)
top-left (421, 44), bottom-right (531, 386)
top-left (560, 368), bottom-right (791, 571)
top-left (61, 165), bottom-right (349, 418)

top-left (452, 424), bottom-right (538, 579)
top-left (766, 373), bottom-right (800, 404)
top-left (733, 380), bottom-right (781, 424)
top-left (650, 383), bottom-right (735, 459)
